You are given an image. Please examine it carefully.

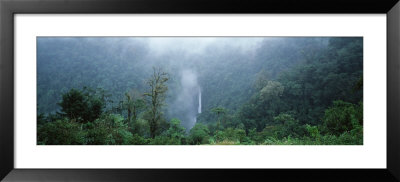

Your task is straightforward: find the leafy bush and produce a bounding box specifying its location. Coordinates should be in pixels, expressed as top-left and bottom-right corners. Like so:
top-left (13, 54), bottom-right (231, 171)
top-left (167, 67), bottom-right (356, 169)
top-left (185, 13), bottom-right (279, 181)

top-left (323, 100), bottom-right (362, 135)
top-left (102, 114), bottom-right (133, 145)
top-left (272, 113), bottom-right (307, 139)
top-left (164, 118), bottom-right (187, 145)
top-left (83, 114), bottom-right (133, 145)
top-left (37, 119), bottom-right (85, 145)
top-left (83, 121), bottom-right (108, 145)
top-left (214, 128), bottom-right (246, 143)
top-left (58, 88), bottom-right (105, 123)
top-left (189, 123), bottom-right (210, 145)
top-left (130, 134), bottom-right (149, 145)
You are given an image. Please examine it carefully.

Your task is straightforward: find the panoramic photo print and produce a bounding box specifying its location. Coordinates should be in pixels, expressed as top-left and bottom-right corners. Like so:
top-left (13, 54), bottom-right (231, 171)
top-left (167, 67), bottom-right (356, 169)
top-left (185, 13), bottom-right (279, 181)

top-left (37, 37), bottom-right (363, 145)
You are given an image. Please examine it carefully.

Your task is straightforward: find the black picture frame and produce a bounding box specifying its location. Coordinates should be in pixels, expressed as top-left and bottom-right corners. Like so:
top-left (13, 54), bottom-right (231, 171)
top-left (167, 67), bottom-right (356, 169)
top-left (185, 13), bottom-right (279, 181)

top-left (1, 0), bottom-right (399, 181)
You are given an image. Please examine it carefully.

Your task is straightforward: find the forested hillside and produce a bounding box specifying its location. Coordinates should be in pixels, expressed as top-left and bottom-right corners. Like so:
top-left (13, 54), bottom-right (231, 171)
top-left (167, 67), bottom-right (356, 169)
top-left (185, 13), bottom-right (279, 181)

top-left (37, 37), bottom-right (363, 145)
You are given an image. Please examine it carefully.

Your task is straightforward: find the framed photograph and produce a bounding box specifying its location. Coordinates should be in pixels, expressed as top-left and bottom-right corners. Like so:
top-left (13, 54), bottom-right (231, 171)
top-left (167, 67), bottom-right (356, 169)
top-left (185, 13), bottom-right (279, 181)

top-left (1, 0), bottom-right (399, 181)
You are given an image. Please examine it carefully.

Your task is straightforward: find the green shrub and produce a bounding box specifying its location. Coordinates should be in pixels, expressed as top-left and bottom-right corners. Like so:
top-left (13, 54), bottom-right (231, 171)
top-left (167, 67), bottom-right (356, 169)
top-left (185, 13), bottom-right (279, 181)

top-left (37, 119), bottom-right (85, 145)
top-left (323, 100), bottom-right (363, 136)
top-left (164, 118), bottom-right (186, 144)
top-left (189, 123), bottom-right (210, 145)
top-left (58, 88), bottom-right (105, 123)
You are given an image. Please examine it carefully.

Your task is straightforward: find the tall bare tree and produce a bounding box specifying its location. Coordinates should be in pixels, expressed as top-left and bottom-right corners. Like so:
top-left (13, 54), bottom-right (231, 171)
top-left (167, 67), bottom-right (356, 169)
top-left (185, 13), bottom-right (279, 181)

top-left (144, 67), bottom-right (169, 138)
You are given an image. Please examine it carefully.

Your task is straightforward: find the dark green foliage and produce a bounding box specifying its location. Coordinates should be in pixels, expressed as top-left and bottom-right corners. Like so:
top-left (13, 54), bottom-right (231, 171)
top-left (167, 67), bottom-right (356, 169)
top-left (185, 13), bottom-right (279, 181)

top-left (37, 119), bottom-right (85, 145)
top-left (131, 134), bottom-right (149, 145)
top-left (306, 124), bottom-right (320, 140)
top-left (131, 118), bottom-right (150, 138)
top-left (163, 119), bottom-right (186, 144)
top-left (58, 88), bottom-right (105, 123)
top-left (144, 67), bottom-right (169, 138)
top-left (82, 121), bottom-right (108, 145)
top-left (37, 37), bottom-right (363, 145)
top-left (83, 114), bottom-right (133, 145)
top-left (273, 113), bottom-right (307, 139)
top-left (124, 90), bottom-right (145, 124)
top-left (189, 123), bottom-right (210, 145)
top-left (211, 107), bottom-right (227, 116)
top-left (37, 113), bottom-right (47, 125)
top-left (58, 89), bottom-right (86, 121)
top-left (322, 100), bottom-right (363, 136)
top-left (214, 128), bottom-right (246, 144)
top-left (100, 114), bottom-right (134, 145)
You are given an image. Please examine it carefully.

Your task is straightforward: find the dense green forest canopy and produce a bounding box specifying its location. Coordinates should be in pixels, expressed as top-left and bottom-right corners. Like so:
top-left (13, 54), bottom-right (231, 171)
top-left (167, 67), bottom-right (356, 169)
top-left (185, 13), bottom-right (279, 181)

top-left (37, 37), bottom-right (363, 145)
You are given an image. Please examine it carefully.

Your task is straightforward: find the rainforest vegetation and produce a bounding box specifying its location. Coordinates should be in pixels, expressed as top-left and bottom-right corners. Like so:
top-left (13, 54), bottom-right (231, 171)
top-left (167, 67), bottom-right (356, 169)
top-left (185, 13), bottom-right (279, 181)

top-left (37, 37), bottom-right (363, 145)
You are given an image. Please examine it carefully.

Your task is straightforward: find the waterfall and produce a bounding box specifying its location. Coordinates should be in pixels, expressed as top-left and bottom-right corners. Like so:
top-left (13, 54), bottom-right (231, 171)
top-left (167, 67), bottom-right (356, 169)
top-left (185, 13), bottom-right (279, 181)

top-left (198, 87), bottom-right (202, 114)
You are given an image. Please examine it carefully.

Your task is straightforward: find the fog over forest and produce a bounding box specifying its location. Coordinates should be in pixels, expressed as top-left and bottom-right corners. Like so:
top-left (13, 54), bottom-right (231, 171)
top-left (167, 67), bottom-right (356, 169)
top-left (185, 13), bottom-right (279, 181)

top-left (37, 37), bottom-right (363, 145)
top-left (38, 37), bottom-right (274, 129)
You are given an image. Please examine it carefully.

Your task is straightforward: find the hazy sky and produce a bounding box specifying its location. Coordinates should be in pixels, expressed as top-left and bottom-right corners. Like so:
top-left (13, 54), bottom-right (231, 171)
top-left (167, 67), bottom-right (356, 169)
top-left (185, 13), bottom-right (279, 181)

top-left (145, 37), bottom-right (265, 56)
